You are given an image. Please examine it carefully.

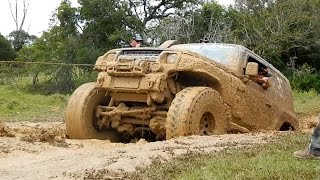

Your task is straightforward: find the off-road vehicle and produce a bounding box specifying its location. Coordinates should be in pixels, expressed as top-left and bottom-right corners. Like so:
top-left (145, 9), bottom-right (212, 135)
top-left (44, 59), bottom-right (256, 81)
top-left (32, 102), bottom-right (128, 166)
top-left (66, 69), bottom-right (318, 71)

top-left (66, 40), bottom-right (298, 141)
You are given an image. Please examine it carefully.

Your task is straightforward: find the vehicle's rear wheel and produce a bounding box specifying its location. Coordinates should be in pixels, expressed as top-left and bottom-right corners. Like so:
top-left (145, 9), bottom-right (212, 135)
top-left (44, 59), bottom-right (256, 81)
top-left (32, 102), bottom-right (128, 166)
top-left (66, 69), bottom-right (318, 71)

top-left (166, 87), bottom-right (229, 139)
top-left (65, 82), bottom-right (119, 141)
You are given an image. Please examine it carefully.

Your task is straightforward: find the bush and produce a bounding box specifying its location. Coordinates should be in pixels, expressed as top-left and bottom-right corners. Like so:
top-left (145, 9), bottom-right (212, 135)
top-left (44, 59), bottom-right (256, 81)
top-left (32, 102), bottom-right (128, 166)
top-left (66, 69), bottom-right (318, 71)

top-left (290, 64), bottom-right (320, 93)
top-left (0, 63), bottom-right (97, 94)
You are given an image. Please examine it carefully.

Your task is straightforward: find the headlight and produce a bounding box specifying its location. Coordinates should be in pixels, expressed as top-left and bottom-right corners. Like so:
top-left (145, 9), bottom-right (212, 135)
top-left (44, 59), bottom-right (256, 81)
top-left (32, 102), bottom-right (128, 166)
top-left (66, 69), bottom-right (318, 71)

top-left (166, 54), bottom-right (178, 64)
top-left (106, 53), bottom-right (116, 62)
top-left (94, 52), bottom-right (117, 70)
top-left (94, 56), bottom-right (104, 70)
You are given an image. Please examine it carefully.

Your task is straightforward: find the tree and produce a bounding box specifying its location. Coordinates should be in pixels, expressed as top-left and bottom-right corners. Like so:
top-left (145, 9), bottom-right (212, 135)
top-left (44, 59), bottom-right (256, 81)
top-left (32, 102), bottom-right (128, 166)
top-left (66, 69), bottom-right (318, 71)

top-left (8, 0), bottom-right (29, 31)
top-left (123, 0), bottom-right (198, 28)
top-left (234, 0), bottom-right (276, 11)
top-left (17, 0), bottom-right (81, 92)
top-left (151, 15), bottom-right (196, 44)
top-left (0, 34), bottom-right (16, 60)
top-left (193, 2), bottom-right (234, 43)
top-left (122, 0), bottom-right (200, 43)
top-left (77, 0), bottom-right (201, 46)
top-left (7, 0), bottom-right (34, 52)
top-left (151, 1), bottom-right (233, 45)
top-left (8, 30), bottom-right (36, 51)
top-left (78, 0), bottom-right (129, 55)
top-left (231, 0), bottom-right (320, 70)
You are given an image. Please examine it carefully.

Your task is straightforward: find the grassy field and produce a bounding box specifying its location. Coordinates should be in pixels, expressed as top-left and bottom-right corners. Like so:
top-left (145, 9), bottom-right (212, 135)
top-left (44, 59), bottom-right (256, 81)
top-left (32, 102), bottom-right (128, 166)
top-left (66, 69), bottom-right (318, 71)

top-left (293, 90), bottom-right (320, 116)
top-left (0, 85), bottom-right (68, 121)
top-left (128, 133), bottom-right (319, 180)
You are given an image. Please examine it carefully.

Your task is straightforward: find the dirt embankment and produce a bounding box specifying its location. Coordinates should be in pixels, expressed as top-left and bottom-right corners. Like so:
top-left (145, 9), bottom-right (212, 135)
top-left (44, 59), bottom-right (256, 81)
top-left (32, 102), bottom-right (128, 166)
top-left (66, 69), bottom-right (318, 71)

top-left (0, 119), bottom-right (315, 180)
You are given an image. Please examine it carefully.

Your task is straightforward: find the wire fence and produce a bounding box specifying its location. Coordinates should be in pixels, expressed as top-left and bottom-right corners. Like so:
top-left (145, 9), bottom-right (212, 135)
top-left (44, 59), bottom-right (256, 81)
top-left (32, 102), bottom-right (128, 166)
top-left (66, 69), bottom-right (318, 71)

top-left (0, 61), bottom-right (98, 94)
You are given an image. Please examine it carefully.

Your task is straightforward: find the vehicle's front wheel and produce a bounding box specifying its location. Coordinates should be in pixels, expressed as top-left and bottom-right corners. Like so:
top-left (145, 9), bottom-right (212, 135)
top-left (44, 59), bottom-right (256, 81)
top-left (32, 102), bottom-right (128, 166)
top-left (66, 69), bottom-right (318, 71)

top-left (65, 82), bottom-right (119, 141)
top-left (166, 87), bottom-right (229, 139)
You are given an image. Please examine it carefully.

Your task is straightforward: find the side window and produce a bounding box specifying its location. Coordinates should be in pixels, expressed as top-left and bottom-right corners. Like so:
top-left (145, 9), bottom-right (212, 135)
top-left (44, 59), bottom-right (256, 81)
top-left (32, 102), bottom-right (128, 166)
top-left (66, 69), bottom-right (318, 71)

top-left (247, 56), bottom-right (264, 71)
top-left (245, 55), bottom-right (272, 89)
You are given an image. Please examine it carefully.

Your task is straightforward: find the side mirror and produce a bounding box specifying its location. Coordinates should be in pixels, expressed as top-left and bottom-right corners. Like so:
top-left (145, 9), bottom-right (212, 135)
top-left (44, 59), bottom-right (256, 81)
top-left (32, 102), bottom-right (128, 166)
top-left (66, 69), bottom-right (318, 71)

top-left (245, 62), bottom-right (259, 76)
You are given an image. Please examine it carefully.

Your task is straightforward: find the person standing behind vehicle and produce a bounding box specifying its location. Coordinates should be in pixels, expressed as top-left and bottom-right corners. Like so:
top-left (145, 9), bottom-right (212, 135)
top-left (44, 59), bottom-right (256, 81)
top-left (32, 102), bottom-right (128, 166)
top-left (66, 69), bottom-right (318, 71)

top-left (130, 34), bottom-right (143, 48)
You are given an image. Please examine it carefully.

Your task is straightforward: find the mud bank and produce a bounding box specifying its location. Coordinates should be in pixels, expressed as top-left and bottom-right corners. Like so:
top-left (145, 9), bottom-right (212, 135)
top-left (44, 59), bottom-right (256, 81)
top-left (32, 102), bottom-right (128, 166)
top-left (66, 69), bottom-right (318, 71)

top-left (0, 121), bottom-right (276, 179)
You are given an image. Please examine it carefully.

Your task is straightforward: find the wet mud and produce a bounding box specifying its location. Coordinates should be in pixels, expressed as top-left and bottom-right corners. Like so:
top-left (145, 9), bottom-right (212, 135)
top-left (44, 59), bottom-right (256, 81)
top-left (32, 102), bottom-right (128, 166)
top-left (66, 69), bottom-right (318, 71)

top-left (0, 117), bottom-right (316, 180)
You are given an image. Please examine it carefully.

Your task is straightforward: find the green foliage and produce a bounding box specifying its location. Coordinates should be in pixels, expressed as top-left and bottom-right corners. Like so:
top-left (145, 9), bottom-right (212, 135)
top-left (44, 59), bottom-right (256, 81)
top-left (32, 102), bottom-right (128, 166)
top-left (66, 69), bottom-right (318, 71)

top-left (8, 30), bottom-right (37, 52)
top-left (194, 2), bottom-right (233, 43)
top-left (127, 134), bottom-right (320, 180)
top-left (231, 0), bottom-right (320, 70)
top-left (0, 34), bottom-right (16, 60)
top-left (78, 0), bottom-right (131, 57)
top-left (17, 0), bottom-right (86, 92)
top-left (292, 73), bottom-right (320, 93)
top-left (290, 64), bottom-right (320, 93)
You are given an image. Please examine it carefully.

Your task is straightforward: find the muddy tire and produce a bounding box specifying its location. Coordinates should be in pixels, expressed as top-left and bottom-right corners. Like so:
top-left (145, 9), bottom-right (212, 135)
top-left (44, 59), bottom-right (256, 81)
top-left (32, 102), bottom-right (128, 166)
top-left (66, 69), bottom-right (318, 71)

top-left (166, 87), bottom-right (230, 139)
top-left (66, 82), bottom-right (119, 141)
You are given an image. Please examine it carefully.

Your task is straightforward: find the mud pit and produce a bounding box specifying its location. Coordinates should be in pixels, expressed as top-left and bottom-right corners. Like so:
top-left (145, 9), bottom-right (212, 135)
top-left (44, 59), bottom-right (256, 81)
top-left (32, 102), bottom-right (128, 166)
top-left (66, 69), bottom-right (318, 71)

top-left (0, 121), bottom-right (280, 179)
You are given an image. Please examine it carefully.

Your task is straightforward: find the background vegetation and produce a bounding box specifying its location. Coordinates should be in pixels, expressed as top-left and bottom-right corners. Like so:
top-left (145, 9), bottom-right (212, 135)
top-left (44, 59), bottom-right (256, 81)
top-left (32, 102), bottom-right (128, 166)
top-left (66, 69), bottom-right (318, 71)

top-left (1, 0), bottom-right (320, 93)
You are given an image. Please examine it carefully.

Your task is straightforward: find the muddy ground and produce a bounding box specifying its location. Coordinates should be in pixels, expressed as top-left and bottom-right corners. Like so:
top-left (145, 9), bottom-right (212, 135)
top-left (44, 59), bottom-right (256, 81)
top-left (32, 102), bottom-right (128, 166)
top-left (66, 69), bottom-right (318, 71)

top-left (0, 117), bottom-right (317, 180)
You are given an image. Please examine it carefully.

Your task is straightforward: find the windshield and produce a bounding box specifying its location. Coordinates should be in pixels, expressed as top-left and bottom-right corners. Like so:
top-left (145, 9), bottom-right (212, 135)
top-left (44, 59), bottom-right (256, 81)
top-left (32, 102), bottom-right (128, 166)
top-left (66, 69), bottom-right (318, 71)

top-left (170, 44), bottom-right (238, 66)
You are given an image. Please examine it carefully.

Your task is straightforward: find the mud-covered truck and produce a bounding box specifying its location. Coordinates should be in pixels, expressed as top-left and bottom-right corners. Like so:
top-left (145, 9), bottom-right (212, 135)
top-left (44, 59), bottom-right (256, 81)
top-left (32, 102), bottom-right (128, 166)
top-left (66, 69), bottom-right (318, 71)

top-left (66, 41), bottom-right (298, 141)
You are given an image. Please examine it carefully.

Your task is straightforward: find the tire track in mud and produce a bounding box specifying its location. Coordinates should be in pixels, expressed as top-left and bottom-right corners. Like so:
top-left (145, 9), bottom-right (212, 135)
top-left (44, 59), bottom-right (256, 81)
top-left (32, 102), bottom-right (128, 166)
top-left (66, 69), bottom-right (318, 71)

top-left (0, 120), bottom-right (311, 180)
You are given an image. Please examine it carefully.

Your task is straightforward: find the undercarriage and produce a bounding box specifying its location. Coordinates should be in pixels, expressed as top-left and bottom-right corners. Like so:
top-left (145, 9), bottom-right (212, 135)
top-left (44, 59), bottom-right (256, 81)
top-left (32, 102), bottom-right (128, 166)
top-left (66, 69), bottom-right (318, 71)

top-left (95, 101), bottom-right (167, 140)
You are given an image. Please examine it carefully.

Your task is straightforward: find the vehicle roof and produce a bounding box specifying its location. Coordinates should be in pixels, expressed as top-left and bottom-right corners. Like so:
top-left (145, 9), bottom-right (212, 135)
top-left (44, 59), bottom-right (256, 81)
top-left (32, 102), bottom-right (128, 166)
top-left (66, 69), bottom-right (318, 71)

top-left (114, 43), bottom-right (246, 52)
top-left (171, 43), bottom-right (288, 82)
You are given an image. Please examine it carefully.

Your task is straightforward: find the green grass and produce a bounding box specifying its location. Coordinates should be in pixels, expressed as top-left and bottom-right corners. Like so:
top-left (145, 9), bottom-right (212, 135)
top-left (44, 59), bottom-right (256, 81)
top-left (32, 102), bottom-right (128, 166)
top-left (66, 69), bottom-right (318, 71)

top-left (293, 90), bottom-right (320, 116)
top-left (128, 133), bottom-right (320, 180)
top-left (0, 85), bottom-right (68, 121)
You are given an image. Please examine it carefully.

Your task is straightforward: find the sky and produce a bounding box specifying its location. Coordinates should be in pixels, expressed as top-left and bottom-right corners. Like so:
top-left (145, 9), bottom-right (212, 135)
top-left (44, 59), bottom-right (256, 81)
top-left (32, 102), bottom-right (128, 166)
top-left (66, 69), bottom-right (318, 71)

top-left (0, 0), bottom-right (234, 37)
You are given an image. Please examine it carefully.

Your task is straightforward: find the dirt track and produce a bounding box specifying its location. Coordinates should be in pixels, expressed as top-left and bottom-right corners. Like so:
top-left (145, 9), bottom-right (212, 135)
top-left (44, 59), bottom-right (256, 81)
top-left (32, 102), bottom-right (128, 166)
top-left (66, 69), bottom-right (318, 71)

top-left (0, 120), bottom-right (313, 180)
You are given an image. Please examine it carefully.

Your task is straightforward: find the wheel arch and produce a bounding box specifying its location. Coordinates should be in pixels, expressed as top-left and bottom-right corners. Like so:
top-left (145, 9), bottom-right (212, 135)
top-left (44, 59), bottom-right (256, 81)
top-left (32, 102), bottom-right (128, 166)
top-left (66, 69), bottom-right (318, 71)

top-left (168, 70), bottom-right (222, 94)
top-left (276, 112), bottom-right (299, 131)
top-left (279, 121), bottom-right (296, 131)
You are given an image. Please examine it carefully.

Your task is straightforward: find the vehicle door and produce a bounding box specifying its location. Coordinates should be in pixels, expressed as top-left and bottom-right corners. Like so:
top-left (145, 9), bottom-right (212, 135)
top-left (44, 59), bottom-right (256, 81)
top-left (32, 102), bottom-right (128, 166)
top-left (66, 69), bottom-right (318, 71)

top-left (241, 52), bottom-right (281, 129)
